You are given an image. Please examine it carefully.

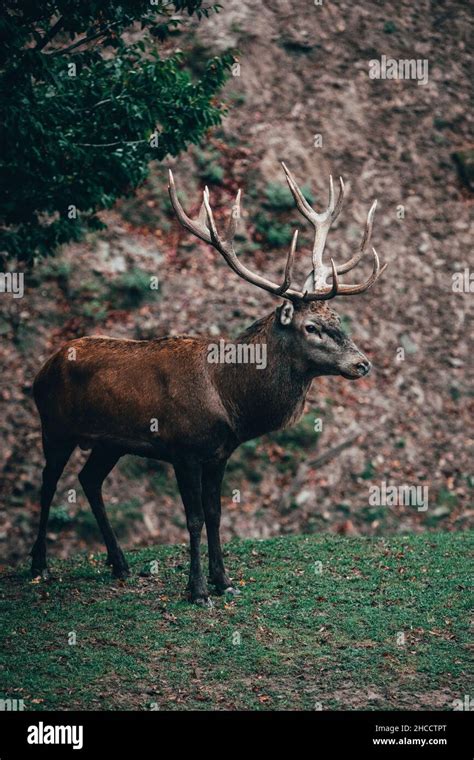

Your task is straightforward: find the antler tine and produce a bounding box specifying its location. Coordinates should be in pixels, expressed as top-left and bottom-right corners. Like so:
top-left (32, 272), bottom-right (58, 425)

top-left (202, 185), bottom-right (218, 241)
top-left (275, 229), bottom-right (299, 296)
top-left (168, 169), bottom-right (212, 244)
top-left (334, 248), bottom-right (387, 296)
top-left (281, 162), bottom-right (344, 287)
top-left (281, 161), bottom-right (315, 219)
top-left (336, 199), bottom-right (377, 274)
top-left (197, 193), bottom-right (209, 230)
top-left (332, 176), bottom-right (345, 223)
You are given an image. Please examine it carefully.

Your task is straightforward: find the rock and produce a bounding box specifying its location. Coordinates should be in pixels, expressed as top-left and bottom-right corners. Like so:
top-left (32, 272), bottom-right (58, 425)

top-left (295, 489), bottom-right (313, 506)
top-left (418, 232), bottom-right (431, 254)
top-left (400, 334), bottom-right (418, 354)
top-left (92, 241), bottom-right (127, 274)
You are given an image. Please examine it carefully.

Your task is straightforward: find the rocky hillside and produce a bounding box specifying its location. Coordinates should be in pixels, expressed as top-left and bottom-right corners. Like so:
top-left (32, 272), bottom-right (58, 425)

top-left (0, 0), bottom-right (472, 565)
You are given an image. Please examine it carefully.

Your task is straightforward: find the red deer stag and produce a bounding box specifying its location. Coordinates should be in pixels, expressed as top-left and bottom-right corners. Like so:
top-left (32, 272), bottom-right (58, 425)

top-left (32, 163), bottom-right (387, 605)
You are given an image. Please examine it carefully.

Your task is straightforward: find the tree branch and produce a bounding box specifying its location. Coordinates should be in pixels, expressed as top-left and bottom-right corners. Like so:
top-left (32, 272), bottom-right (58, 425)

top-left (76, 139), bottom-right (148, 148)
top-left (307, 433), bottom-right (360, 469)
top-left (47, 22), bottom-right (120, 56)
top-left (35, 16), bottom-right (65, 52)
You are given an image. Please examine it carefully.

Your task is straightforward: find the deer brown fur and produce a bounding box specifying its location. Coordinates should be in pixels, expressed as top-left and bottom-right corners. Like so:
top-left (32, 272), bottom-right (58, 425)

top-left (31, 164), bottom-right (386, 605)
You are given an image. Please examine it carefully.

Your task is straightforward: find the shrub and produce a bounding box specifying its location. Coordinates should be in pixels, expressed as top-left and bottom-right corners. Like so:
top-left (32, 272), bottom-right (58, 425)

top-left (0, 2), bottom-right (233, 263)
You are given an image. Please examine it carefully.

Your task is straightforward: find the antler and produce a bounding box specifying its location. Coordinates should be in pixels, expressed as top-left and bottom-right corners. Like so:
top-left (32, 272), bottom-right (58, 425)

top-left (169, 170), bottom-right (302, 300)
top-left (281, 163), bottom-right (387, 296)
top-left (168, 164), bottom-right (387, 302)
top-left (281, 162), bottom-right (344, 292)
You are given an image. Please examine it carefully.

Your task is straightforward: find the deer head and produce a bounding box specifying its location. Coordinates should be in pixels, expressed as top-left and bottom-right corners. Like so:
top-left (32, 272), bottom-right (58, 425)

top-left (169, 163), bottom-right (387, 381)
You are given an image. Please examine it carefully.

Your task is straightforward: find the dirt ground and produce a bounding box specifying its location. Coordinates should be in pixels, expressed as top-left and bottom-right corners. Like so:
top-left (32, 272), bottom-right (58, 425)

top-left (0, 0), bottom-right (472, 566)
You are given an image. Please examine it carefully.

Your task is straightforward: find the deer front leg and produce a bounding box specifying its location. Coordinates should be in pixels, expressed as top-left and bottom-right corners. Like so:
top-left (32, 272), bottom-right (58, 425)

top-left (173, 459), bottom-right (210, 606)
top-left (202, 459), bottom-right (239, 596)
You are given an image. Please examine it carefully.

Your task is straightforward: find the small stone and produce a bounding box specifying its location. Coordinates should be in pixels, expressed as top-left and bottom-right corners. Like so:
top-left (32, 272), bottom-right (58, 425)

top-left (295, 489), bottom-right (313, 506)
top-left (400, 334), bottom-right (418, 354)
top-left (418, 232), bottom-right (431, 254)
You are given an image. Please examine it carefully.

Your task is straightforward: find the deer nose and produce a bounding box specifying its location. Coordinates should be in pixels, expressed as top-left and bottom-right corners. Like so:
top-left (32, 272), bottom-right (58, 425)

top-left (355, 359), bottom-right (371, 376)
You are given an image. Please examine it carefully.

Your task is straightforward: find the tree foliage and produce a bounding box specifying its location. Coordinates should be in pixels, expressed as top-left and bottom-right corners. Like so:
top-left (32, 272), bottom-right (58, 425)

top-left (0, 1), bottom-right (233, 262)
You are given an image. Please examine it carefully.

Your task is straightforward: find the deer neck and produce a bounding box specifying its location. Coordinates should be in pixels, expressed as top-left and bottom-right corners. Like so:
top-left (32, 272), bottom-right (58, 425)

top-left (212, 313), bottom-right (311, 442)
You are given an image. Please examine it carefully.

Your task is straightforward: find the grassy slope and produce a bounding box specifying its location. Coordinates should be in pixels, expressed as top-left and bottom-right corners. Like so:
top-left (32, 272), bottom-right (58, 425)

top-left (0, 533), bottom-right (471, 711)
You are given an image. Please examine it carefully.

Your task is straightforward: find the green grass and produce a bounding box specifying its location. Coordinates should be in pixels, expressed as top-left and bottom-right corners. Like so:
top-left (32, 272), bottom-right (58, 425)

top-left (0, 532), bottom-right (471, 711)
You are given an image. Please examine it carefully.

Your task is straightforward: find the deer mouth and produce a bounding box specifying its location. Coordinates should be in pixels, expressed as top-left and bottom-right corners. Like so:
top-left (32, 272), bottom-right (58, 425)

top-left (341, 369), bottom-right (362, 380)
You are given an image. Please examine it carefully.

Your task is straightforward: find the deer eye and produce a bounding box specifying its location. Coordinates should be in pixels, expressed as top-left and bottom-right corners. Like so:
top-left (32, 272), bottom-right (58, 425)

top-left (305, 324), bottom-right (321, 336)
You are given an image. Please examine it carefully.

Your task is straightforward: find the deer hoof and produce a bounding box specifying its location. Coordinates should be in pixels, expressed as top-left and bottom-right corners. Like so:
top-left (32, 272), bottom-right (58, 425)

top-left (189, 590), bottom-right (213, 608)
top-left (211, 580), bottom-right (241, 596)
top-left (31, 568), bottom-right (50, 582)
top-left (194, 596), bottom-right (214, 609)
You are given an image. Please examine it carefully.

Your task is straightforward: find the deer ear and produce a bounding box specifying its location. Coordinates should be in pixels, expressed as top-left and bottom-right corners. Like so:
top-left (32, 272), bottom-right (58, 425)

top-left (279, 301), bottom-right (294, 326)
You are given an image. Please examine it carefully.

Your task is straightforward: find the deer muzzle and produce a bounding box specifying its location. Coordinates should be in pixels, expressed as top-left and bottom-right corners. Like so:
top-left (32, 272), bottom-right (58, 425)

top-left (340, 354), bottom-right (372, 380)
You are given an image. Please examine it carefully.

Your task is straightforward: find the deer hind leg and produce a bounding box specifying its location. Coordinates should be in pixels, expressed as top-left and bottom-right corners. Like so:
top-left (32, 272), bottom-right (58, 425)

top-left (31, 437), bottom-right (76, 578)
top-left (78, 445), bottom-right (129, 579)
top-left (173, 459), bottom-right (210, 606)
top-left (202, 459), bottom-right (238, 596)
